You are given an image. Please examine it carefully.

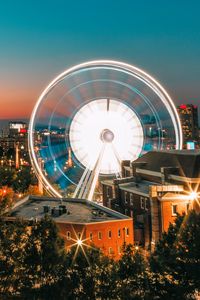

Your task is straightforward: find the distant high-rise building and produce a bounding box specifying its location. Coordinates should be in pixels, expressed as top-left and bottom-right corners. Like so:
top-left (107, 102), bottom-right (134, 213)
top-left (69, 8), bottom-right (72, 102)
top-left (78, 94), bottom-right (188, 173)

top-left (9, 121), bottom-right (27, 138)
top-left (177, 104), bottom-right (199, 144)
top-left (0, 121), bottom-right (29, 167)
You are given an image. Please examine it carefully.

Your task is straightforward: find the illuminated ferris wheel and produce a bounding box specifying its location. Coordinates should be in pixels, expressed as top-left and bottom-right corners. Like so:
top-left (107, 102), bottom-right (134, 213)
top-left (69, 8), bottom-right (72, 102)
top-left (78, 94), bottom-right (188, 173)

top-left (28, 60), bottom-right (182, 199)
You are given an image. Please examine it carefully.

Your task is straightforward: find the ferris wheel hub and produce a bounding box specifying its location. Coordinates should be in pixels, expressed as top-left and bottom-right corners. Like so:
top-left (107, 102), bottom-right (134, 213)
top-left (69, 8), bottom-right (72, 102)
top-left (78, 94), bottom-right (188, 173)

top-left (100, 129), bottom-right (114, 143)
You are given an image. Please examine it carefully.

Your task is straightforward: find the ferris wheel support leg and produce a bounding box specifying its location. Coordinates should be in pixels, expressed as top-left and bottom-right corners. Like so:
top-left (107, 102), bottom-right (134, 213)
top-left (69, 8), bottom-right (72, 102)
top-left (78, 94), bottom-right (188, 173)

top-left (77, 168), bottom-right (92, 199)
top-left (73, 166), bottom-right (91, 198)
top-left (86, 145), bottom-right (106, 201)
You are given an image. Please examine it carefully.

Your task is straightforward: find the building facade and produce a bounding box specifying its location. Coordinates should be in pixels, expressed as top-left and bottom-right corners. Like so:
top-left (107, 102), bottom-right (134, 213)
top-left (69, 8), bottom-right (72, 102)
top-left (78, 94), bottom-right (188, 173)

top-left (102, 150), bottom-right (200, 250)
top-left (9, 196), bottom-right (133, 260)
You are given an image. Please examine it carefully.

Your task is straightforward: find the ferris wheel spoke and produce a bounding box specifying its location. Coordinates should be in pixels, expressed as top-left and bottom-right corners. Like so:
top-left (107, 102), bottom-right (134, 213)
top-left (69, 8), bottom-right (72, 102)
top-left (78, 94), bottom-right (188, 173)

top-left (107, 98), bottom-right (110, 112)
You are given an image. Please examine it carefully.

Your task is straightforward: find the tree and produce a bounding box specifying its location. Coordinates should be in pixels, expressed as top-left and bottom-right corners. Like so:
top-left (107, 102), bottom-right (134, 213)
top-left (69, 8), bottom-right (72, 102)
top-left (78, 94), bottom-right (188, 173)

top-left (22, 215), bottom-right (66, 296)
top-left (12, 167), bottom-right (32, 193)
top-left (27, 185), bottom-right (42, 196)
top-left (0, 187), bottom-right (14, 215)
top-left (116, 244), bottom-right (149, 300)
top-left (150, 211), bottom-right (200, 299)
top-left (0, 219), bottom-right (29, 295)
top-left (0, 167), bottom-right (15, 187)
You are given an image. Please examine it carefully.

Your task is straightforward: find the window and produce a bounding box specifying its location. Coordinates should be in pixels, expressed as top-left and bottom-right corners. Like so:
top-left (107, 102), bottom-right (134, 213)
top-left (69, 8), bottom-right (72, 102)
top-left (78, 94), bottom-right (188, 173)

top-left (145, 198), bottom-right (148, 210)
top-left (140, 197), bottom-right (145, 209)
top-left (118, 229), bottom-right (121, 238)
top-left (66, 231), bottom-right (71, 240)
top-left (89, 232), bottom-right (93, 241)
top-left (78, 232), bottom-right (81, 239)
top-left (130, 194), bottom-right (134, 206)
top-left (108, 230), bottom-right (112, 239)
top-left (106, 186), bottom-right (110, 197)
top-left (125, 192), bottom-right (128, 204)
top-left (108, 247), bottom-right (114, 255)
top-left (125, 227), bottom-right (129, 236)
top-left (98, 231), bottom-right (102, 240)
top-left (172, 204), bottom-right (178, 216)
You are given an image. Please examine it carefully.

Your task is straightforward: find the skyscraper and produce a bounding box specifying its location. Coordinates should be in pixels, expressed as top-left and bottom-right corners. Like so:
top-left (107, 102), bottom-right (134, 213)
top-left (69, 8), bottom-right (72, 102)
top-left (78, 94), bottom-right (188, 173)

top-left (177, 104), bottom-right (199, 144)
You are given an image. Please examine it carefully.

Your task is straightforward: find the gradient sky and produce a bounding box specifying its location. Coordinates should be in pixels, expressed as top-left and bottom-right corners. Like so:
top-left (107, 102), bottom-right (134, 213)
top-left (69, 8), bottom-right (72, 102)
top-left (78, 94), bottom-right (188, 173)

top-left (0, 0), bottom-right (200, 119)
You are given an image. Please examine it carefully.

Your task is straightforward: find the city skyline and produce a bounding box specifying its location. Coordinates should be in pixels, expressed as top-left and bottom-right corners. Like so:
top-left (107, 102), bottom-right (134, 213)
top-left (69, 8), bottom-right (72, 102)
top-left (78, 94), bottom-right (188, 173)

top-left (1, 0), bottom-right (200, 119)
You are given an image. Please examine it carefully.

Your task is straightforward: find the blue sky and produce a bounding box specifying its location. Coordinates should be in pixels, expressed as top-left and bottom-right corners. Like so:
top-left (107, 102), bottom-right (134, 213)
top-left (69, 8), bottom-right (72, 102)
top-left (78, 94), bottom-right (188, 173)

top-left (0, 0), bottom-right (200, 118)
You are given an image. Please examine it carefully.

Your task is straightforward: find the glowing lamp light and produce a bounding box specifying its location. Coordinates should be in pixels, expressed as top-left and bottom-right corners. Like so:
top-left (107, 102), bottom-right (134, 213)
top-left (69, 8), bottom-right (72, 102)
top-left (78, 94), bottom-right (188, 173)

top-left (76, 239), bottom-right (83, 246)
top-left (190, 191), bottom-right (198, 200)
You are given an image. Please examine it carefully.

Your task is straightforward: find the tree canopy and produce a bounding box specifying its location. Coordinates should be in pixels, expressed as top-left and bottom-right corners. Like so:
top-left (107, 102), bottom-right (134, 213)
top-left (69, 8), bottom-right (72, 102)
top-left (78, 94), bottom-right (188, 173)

top-left (0, 210), bottom-right (199, 299)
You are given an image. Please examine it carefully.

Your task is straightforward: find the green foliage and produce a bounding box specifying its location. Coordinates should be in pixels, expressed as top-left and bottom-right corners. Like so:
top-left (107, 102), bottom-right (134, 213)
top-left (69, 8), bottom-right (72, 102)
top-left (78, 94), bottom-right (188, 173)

top-left (150, 211), bottom-right (200, 299)
top-left (0, 167), bottom-right (15, 187)
top-left (116, 244), bottom-right (149, 300)
top-left (0, 166), bottom-right (37, 194)
top-left (0, 187), bottom-right (14, 215)
top-left (0, 211), bottom-right (199, 299)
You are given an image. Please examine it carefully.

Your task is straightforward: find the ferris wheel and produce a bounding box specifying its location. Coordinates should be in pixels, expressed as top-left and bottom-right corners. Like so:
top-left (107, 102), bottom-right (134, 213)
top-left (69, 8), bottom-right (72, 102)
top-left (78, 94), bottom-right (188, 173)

top-left (28, 60), bottom-right (182, 200)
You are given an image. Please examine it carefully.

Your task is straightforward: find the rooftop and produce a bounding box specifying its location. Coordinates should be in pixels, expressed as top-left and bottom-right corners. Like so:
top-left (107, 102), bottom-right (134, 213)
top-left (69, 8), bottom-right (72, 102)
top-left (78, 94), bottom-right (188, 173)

top-left (10, 196), bottom-right (131, 224)
top-left (133, 150), bottom-right (200, 178)
top-left (119, 180), bottom-right (157, 196)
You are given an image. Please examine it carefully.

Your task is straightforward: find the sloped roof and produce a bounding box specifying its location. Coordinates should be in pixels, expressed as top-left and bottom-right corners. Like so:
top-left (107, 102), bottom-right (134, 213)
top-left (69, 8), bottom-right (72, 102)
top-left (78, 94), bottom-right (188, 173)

top-left (134, 150), bottom-right (200, 178)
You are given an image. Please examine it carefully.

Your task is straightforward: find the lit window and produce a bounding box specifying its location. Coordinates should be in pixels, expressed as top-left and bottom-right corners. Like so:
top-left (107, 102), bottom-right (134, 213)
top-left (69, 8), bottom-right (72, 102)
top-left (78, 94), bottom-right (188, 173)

top-left (125, 227), bottom-right (129, 236)
top-left (172, 204), bottom-right (177, 216)
top-left (98, 231), bottom-right (102, 240)
top-left (108, 247), bottom-right (114, 255)
top-left (89, 232), bottom-right (93, 241)
top-left (140, 197), bottom-right (144, 209)
top-left (66, 231), bottom-right (71, 240)
top-left (108, 230), bottom-right (112, 239)
top-left (118, 229), bottom-right (121, 238)
top-left (130, 194), bottom-right (134, 205)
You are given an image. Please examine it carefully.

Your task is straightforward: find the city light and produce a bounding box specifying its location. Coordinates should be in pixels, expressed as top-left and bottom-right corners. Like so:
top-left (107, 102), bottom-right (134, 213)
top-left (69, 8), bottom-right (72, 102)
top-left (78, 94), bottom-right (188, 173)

top-left (76, 239), bottom-right (83, 246)
top-left (190, 191), bottom-right (198, 200)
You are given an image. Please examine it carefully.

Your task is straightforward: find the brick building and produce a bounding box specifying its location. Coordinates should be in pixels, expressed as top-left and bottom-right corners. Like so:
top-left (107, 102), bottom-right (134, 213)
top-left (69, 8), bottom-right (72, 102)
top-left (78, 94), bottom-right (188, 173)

top-left (102, 150), bottom-right (200, 250)
top-left (9, 196), bottom-right (133, 260)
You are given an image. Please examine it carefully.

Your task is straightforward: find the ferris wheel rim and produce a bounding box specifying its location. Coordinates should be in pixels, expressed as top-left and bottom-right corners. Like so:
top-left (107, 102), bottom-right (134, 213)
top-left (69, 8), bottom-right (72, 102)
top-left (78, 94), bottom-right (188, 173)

top-left (28, 59), bottom-right (183, 198)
